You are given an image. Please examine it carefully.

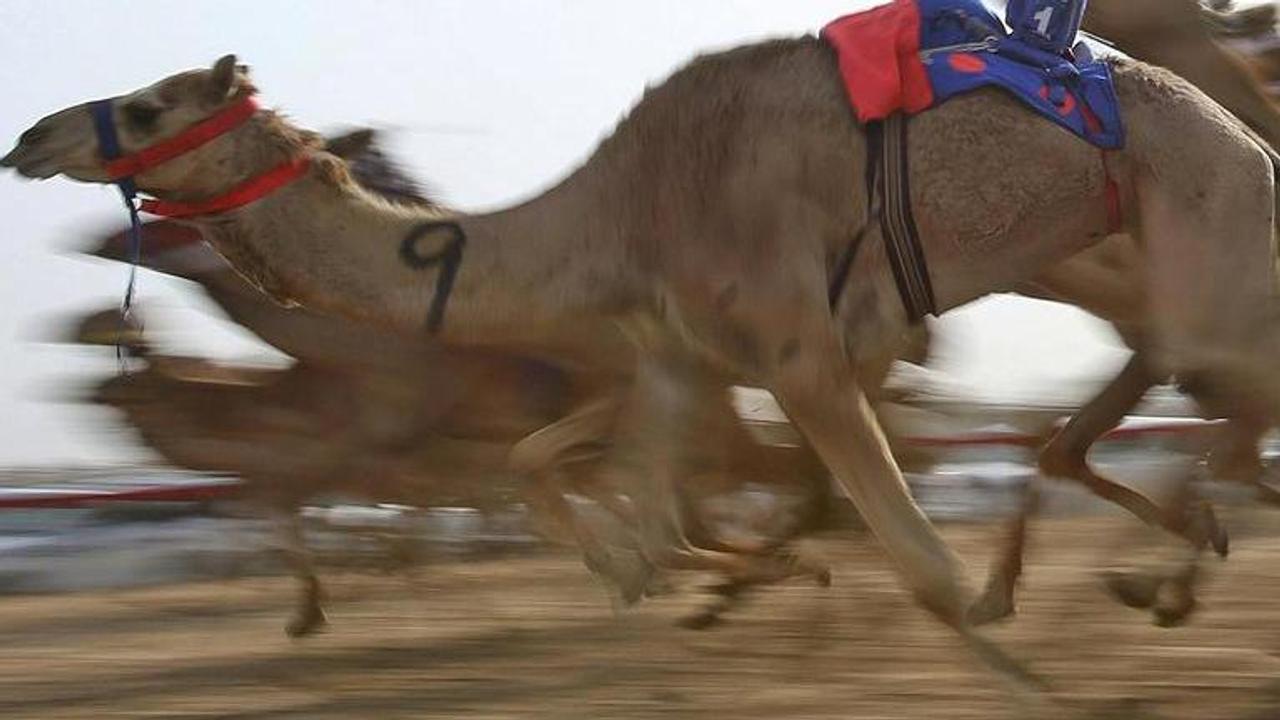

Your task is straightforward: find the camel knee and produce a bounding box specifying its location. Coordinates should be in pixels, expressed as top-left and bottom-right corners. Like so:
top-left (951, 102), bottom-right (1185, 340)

top-left (1037, 436), bottom-right (1087, 480)
top-left (508, 439), bottom-right (552, 475)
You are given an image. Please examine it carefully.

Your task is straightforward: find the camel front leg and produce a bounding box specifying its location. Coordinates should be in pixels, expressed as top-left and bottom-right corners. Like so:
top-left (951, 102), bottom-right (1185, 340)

top-left (775, 377), bottom-right (1045, 689)
top-left (968, 482), bottom-right (1040, 626)
top-left (756, 314), bottom-right (1045, 692)
top-left (607, 330), bottom-right (826, 586)
top-left (272, 510), bottom-right (327, 638)
top-left (524, 462), bottom-right (659, 606)
top-left (511, 396), bottom-right (669, 603)
top-left (773, 373), bottom-right (971, 622)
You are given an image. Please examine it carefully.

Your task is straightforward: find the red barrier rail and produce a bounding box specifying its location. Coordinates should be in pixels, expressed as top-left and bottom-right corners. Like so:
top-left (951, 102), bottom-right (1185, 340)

top-left (0, 479), bottom-right (242, 509)
top-left (904, 418), bottom-right (1223, 448)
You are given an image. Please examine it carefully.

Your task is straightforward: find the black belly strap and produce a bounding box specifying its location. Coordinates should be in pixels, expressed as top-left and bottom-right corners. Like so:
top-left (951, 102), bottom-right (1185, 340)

top-left (828, 113), bottom-right (936, 324)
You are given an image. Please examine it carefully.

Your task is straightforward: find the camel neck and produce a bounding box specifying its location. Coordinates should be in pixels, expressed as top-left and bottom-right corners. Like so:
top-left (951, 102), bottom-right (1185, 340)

top-left (202, 153), bottom-right (639, 347)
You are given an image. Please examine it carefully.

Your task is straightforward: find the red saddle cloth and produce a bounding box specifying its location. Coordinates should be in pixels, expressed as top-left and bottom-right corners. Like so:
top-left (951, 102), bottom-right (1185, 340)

top-left (822, 0), bottom-right (934, 122)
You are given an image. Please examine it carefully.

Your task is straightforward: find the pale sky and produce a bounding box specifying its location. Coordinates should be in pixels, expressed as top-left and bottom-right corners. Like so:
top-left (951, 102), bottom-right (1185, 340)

top-left (0, 1), bottom-right (1129, 466)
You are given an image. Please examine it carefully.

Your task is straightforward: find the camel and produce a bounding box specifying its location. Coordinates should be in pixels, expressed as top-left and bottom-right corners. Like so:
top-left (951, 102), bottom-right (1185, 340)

top-left (68, 301), bottom-right (586, 635)
top-left (6, 44), bottom-right (1278, 693)
top-left (1085, 0), bottom-right (1280, 144)
top-left (74, 127), bottom-right (834, 627)
top-left (73, 169), bottom-right (832, 636)
top-left (71, 275), bottom-right (833, 627)
top-left (961, 0), bottom-right (1280, 629)
top-left (70, 295), bottom-right (831, 634)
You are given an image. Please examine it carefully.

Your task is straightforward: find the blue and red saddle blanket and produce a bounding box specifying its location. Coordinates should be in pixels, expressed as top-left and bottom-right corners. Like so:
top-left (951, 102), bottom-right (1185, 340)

top-left (821, 0), bottom-right (1124, 149)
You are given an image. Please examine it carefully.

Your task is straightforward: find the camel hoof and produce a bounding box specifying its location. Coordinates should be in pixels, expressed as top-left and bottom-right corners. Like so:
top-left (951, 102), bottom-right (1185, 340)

top-left (707, 580), bottom-right (747, 598)
top-left (617, 559), bottom-right (658, 607)
top-left (814, 567), bottom-right (833, 588)
top-left (1153, 601), bottom-right (1197, 628)
top-left (642, 573), bottom-right (677, 599)
top-left (584, 548), bottom-right (655, 607)
top-left (286, 607), bottom-right (328, 638)
top-left (677, 610), bottom-right (724, 631)
top-left (967, 589), bottom-right (1016, 627)
top-left (776, 548), bottom-right (830, 588)
top-left (1152, 579), bottom-right (1198, 628)
top-left (1197, 503), bottom-right (1229, 558)
top-left (1101, 571), bottom-right (1162, 610)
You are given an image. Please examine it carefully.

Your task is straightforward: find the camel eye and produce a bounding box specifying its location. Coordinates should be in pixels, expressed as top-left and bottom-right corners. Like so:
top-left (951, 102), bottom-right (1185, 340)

top-left (123, 101), bottom-right (163, 131)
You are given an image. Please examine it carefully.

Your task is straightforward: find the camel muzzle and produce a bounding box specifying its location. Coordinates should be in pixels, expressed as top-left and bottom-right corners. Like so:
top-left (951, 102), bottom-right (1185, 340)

top-left (1, 122), bottom-right (50, 169)
top-left (0, 147), bottom-right (62, 180)
top-left (0, 144), bottom-right (30, 170)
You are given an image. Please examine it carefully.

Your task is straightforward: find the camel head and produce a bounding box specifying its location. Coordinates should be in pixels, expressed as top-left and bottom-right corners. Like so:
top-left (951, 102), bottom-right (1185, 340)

top-left (80, 127), bottom-right (434, 284)
top-left (1, 54), bottom-right (257, 193)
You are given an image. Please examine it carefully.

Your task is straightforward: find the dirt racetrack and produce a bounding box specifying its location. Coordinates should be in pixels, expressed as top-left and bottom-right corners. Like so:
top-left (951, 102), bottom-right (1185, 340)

top-left (3, 515), bottom-right (1280, 719)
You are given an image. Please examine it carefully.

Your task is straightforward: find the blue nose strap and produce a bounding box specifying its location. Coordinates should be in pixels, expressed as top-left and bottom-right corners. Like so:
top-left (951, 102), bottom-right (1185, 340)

top-left (90, 99), bottom-right (143, 368)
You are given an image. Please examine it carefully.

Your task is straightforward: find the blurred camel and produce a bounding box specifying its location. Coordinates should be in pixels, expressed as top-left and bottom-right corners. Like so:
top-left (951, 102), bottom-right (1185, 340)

top-left (967, 0), bottom-right (1280, 627)
top-left (72, 131), bottom-right (832, 635)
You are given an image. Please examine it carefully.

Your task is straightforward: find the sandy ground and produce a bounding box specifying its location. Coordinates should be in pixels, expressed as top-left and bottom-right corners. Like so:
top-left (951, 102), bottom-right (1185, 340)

top-left (3, 514), bottom-right (1280, 719)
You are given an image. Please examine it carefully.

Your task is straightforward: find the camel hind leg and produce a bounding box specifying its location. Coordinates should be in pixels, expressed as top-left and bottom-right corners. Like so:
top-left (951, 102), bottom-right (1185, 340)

top-left (510, 397), bottom-right (661, 603)
top-left (1092, 128), bottom-right (1279, 624)
top-left (979, 354), bottom-right (1227, 625)
top-left (968, 481), bottom-right (1039, 626)
top-left (1130, 119), bottom-right (1277, 403)
top-left (273, 510), bottom-right (327, 638)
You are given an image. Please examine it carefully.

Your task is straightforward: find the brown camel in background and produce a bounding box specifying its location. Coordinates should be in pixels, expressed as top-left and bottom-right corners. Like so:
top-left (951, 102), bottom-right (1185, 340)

top-left (71, 133), bottom-right (834, 636)
top-left (963, 0), bottom-right (1280, 629)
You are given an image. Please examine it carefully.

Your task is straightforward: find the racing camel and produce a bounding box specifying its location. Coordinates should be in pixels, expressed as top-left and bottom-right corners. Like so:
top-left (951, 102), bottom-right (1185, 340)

top-left (965, 0), bottom-right (1280, 629)
top-left (6, 40), bottom-right (1278, 691)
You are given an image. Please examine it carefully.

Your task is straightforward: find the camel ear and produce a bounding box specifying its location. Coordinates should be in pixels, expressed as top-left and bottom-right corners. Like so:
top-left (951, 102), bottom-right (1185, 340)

top-left (208, 54), bottom-right (240, 103)
top-left (325, 128), bottom-right (379, 160)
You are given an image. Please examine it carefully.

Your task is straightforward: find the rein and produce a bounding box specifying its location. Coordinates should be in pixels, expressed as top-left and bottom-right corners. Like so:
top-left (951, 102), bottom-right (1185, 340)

top-left (89, 99), bottom-right (143, 369)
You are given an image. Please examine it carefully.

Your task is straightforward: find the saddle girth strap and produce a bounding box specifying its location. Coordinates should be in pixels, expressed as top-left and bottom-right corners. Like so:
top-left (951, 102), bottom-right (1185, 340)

top-left (874, 113), bottom-right (936, 323)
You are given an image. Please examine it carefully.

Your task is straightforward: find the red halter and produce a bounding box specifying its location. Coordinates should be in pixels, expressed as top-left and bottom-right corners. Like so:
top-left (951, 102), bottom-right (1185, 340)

top-left (101, 93), bottom-right (311, 218)
top-left (140, 157), bottom-right (310, 218)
